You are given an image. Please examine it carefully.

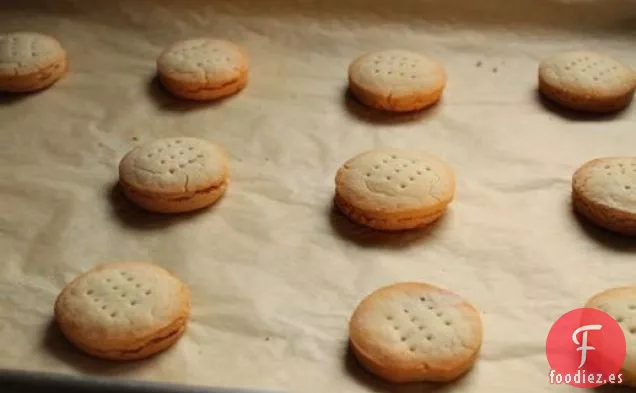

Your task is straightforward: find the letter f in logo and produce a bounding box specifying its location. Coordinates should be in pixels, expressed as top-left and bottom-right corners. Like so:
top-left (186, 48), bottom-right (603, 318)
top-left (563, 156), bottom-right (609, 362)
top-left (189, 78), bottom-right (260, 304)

top-left (573, 324), bottom-right (602, 368)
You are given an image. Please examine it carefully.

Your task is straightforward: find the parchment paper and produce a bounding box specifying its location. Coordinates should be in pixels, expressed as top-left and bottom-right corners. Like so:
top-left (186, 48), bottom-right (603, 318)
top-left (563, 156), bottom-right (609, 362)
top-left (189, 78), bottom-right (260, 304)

top-left (0, 1), bottom-right (635, 392)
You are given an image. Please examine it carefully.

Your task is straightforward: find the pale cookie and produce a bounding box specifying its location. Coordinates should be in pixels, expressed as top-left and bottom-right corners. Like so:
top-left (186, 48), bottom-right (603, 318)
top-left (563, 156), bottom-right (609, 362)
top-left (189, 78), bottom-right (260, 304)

top-left (157, 39), bottom-right (248, 101)
top-left (335, 148), bottom-right (455, 231)
top-left (0, 32), bottom-right (67, 93)
top-left (572, 157), bottom-right (636, 236)
top-left (539, 51), bottom-right (636, 113)
top-left (585, 286), bottom-right (636, 385)
top-left (119, 137), bottom-right (230, 213)
top-left (54, 261), bottom-right (190, 361)
top-left (348, 49), bottom-right (446, 112)
top-left (349, 282), bottom-right (483, 383)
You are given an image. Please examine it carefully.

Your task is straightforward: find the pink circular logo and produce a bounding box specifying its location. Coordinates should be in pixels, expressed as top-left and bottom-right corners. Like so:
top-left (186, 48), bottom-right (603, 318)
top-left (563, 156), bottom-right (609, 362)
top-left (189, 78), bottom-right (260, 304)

top-left (546, 308), bottom-right (626, 388)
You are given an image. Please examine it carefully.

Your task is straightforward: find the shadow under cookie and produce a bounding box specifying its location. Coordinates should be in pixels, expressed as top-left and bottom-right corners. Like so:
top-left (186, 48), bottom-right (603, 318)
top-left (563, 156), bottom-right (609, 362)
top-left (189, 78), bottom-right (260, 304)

top-left (343, 87), bottom-right (441, 125)
top-left (145, 75), bottom-right (237, 113)
top-left (328, 201), bottom-right (447, 249)
top-left (106, 182), bottom-right (215, 231)
top-left (534, 89), bottom-right (631, 122)
top-left (570, 204), bottom-right (636, 253)
top-left (41, 319), bottom-right (152, 376)
top-left (0, 92), bottom-right (39, 106)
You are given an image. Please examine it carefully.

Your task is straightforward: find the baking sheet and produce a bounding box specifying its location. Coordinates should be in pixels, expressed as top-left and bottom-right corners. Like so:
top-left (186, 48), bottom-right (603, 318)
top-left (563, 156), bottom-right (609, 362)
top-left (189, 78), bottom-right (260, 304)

top-left (0, 0), bottom-right (635, 392)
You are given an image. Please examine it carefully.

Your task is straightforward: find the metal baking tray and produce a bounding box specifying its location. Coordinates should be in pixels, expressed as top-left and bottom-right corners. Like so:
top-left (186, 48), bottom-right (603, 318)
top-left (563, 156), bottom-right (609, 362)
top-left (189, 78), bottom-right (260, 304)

top-left (0, 369), bottom-right (283, 393)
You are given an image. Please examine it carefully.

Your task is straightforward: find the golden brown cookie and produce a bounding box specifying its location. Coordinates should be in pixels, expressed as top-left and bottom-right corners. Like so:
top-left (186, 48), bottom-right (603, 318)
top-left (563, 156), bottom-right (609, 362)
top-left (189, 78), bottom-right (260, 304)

top-left (585, 286), bottom-right (636, 385)
top-left (119, 137), bottom-right (230, 213)
top-left (539, 51), bottom-right (636, 113)
top-left (157, 38), bottom-right (248, 101)
top-left (348, 49), bottom-right (446, 112)
top-left (572, 157), bottom-right (636, 235)
top-left (54, 261), bottom-right (190, 361)
top-left (335, 148), bottom-right (455, 231)
top-left (0, 32), bottom-right (67, 93)
top-left (349, 282), bottom-right (483, 383)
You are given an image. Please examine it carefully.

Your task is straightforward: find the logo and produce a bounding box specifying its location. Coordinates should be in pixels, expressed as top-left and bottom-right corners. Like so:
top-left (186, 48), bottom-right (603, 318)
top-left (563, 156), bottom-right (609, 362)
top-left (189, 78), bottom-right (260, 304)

top-left (546, 308), bottom-right (626, 388)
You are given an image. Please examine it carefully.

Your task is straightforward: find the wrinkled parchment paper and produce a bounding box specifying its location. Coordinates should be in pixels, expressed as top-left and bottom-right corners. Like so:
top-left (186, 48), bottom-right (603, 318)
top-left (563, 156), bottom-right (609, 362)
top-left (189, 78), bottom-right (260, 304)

top-left (1, 0), bottom-right (635, 392)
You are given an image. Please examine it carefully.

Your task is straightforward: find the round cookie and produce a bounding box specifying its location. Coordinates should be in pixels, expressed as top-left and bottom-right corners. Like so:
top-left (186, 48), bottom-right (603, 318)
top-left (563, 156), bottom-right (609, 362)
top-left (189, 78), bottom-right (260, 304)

top-left (349, 282), bottom-right (483, 383)
top-left (572, 157), bottom-right (636, 235)
top-left (348, 49), bottom-right (446, 112)
top-left (0, 32), bottom-right (67, 93)
top-left (335, 148), bottom-right (455, 231)
top-left (119, 137), bottom-right (230, 213)
top-left (54, 261), bottom-right (190, 361)
top-left (539, 51), bottom-right (636, 113)
top-left (585, 286), bottom-right (636, 385)
top-left (157, 38), bottom-right (248, 101)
